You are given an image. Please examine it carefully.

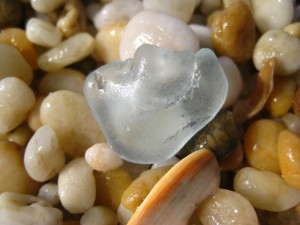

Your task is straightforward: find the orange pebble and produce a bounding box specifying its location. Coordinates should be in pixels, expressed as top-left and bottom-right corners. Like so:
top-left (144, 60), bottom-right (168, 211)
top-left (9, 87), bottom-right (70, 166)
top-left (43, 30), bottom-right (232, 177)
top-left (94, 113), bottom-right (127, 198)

top-left (278, 129), bottom-right (300, 189)
top-left (0, 28), bottom-right (38, 70)
top-left (293, 86), bottom-right (300, 117)
top-left (243, 119), bottom-right (285, 173)
top-left (219, 142), bottom-right (244, 171)
top-left (266, 76), bottom-right (297, 117)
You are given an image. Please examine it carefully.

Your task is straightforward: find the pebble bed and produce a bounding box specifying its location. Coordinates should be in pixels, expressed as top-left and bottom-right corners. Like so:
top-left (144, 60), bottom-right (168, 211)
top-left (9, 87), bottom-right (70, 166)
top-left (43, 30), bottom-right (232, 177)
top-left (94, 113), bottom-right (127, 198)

top-left (0, 0), bottom-right (300, 224)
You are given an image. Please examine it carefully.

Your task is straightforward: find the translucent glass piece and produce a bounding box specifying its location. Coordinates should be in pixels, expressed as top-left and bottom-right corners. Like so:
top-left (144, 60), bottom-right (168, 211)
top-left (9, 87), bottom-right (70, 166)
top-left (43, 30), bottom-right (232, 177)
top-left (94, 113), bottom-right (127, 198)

top-left (84, 44), bottom-right (228, 164)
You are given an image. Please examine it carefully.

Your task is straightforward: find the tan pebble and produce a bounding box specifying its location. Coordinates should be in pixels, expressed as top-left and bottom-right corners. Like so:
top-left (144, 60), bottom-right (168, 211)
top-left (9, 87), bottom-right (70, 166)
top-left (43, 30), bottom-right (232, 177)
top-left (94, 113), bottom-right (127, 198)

top-left (294, 86), bottom-right (300, 117)
top-left (85, 143), bottom-right (123, 172)
top-left (0, 77), bottom-right (35, 134)
top-left (95, 22), bottom-right (126, 64)
top-left (234, 167), bottom-right (300, 212)
top-left (80, 206), bottom-right (118, 225)
top-left (278, 130), bottom-right (300, 189)
top-left (24, 125), bottom-right (65, 182)
top-left (56, 0), bottom-right (87, 37)
top-left (38, 32), bottom-right (95, 72)
top-left (253, 29), bottom-right (300, 76)
top-left (118, 166), bottom-right (170, 224)
top-left (40, 90), bottom-right (105, 158)
top-left (243, 119), bottom-right (285, 173)
top-left (143, 0), bottom-right (196, 23)
top-left (38, 183), bottom-right (60, 206)
top-left (197, 188), bottom-right (259, 225)
top-left (284, 22), bottom-right (300, 39)
top-left (58, 158), bottom-right (96, 213)
top-left (27, 96), bottom-right (45, 131)
top-left (0, 44), bottom-right (33, 84)
top-left (266, 77), bottom-right (297, 117)
top-left (210, 2), bottom-right (256, 63)
top-left (120, 161), bottom-right (150, 180)
top-left (222, 0), bottom-right (250, 8)
top-left (7, 124), bottom-right (33, 146)
top-left (38, 68), bottom-right (85, 95)
top-left (0, 141), bottom-right (40, 195)
top-left (251, 0), bottom-right (294, 33)
top-left (281, 113), bottom-right (300, 135)
top-left (95, 168), bottom-right (132, 211)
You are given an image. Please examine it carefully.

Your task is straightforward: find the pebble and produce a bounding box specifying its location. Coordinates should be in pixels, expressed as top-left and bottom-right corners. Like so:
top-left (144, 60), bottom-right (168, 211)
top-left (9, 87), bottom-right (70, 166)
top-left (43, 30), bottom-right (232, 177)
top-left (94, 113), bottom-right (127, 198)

top-left (281, 113), bottom-right (300, 135)
top-left (37, 183), bottom-right (60, 206)
top-left (294, 87), bottom-right (300, 117)
top-left (27, 96), bottom-right (45, 131)
top-left (234, 167), bottom-right (300, 212)
top-left (85, 143), bottom-right (123, 172)
top-left (0, 43), bottom-right (33, 84)
top-left (0, 192), bottom-right (63, 225)
top-left (24, 125), bottom-right (65, 182)
top-left (30, 0), bottom-right (66, 13)
top-left (40, 90), bottom-right (106, 158)
top-left (266, 77), bottom-right (297, 117)
top-left (56, 0), bottom-right (87, 37)
top-left (95, 168), bottom-right (132, 211)
top-left (58, 158), bottom-right (96, 214)
top-left (199, 0), bottom-right (222, 16)
top-left (253, 29), bottom-right (300, 76)
top-left (210, 1), bottom-right (256, 63)
top-left (38, 32), bottom-right (95, 72)
top-left (218, 56), bottom-right (243, 108)
top-left (95, 22), bottom-right (127, 63)
top-left (243, 119), bottom-right (285, 173)
top-left (80, 206), bottom-right (118, 225)
top-left (0, 77), bottom-right (35, 134)
top-left (92, 0), bottom-right (143, 30)
top-left (151, 156), bottom-right (179, 169)
top-left (0, 141), bottom-right (40, 195)
top-left (278, 129), bottom-right (300, 189)
top-left (119, 10), bottom-right (199, 60)
top-left (251, 0), bottom-right (294, 33)
top-left (26, 18), bottom-right (62, 48)
top-left (7, 124), bottom-right (33, 147)
top-left (189, 24), bottom-right (214, 49)
top-left (143, 0), bottom-right (197, 23)
top-left (0, 28), bottom-right (38, 70)
top-left (197, 188), bottom-right (259, 225)
top-left (284, 22), bottom-right (300, 39)
top-left (38, 68), bottom-right (85, 95)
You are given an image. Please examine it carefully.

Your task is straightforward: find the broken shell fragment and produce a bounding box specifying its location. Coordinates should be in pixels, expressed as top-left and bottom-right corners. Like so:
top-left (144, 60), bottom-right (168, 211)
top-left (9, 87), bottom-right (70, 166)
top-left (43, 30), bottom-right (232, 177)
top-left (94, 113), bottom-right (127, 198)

top-left (127, 149), bottom-right (220, 225)
top-left (84, 44), bottom-right (228, 164)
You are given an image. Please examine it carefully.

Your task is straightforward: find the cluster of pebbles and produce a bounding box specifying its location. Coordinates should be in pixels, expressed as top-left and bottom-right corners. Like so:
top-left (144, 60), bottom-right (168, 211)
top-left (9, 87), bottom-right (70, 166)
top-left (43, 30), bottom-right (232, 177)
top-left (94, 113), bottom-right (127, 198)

top-left (0, 0), bottom-right (300, 224)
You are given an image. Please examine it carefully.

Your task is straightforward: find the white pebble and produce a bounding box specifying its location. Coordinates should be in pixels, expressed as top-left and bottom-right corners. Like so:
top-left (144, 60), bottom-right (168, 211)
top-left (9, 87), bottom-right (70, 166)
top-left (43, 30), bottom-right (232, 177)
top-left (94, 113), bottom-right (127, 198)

top-left (234, 167), bottom-right (300, 212)
top-left (189, 24), bottom-right (214, 49)
top-left (93, 0), bottom-right (143, 30)
top-left (143, 0), bottom-right (197, 23)
top-left (198, 188), bottom-right (259, 225)
top-left (0, 44), bottom-right (33, 84)
top-left (38, 32), bottom-right (95, 72)
top-left (30, 0), bottom-right (66, 13)
top-left (251, 0), bottom-right (294, 33)
top-left (58, 158), bottom-right (96, 214)
top-left (26, 18), bottom-right (62, 48)
top-left (0, 77), bottom-right (35, 134)
top-left (119, 10), bottom-right (199, 60)
top-left (151, 156), bottom-right (179, 169)
top-left (0, 192), bottom-right (62, 225)
top-left (80, 206), bottom-right (118, 225)
top-left (281, 113), bottom-right (300, 135)
top-left (218, 56), bottom-right (243, 108)
top-left (85, 143), bottom-right (123, 172)
top-left (38, 68), bottom-right (85, 95)
top-left (38, 183), bottom-right (60, 206)
top-left (24, 125), bottom-right (65, 182)
top-left (253, 29), bottom-right (300, 76)
top-left (40, 90), bottom-right (106, 158)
